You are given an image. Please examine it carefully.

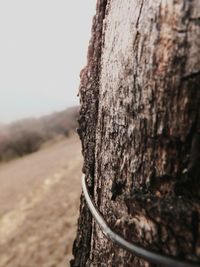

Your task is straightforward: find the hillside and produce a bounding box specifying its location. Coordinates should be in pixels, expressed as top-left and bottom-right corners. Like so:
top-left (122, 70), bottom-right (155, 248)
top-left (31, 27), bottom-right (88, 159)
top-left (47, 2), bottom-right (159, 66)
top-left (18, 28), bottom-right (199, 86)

top-left (0, 106), bottom-right (79, 162)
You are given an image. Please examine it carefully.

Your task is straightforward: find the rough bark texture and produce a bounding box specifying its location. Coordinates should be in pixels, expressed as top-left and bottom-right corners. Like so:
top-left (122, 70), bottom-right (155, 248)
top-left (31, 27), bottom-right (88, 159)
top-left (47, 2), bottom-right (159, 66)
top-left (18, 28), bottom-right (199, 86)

top-left (70, 1), bottom-right (107, 266)
top-left (71, 0), bottom-right (200, 266)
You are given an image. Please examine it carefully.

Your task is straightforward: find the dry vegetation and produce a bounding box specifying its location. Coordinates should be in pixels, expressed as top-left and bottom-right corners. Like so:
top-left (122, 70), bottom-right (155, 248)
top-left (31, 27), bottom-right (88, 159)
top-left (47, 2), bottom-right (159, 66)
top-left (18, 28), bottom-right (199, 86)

top-left (0, 106), bottom-right (79, 162)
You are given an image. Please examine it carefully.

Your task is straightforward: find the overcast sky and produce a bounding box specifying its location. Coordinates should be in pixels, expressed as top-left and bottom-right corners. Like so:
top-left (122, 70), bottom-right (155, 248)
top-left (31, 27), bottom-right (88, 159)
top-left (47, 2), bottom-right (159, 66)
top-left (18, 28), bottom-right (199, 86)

top-left (0, 0), bottom-right (96, 123)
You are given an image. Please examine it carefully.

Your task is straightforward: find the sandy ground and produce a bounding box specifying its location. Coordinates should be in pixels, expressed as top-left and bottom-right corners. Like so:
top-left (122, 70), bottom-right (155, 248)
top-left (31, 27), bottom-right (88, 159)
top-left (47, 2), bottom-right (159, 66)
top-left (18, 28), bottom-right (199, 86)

top-left (0, 135), bottom-right (82, 267)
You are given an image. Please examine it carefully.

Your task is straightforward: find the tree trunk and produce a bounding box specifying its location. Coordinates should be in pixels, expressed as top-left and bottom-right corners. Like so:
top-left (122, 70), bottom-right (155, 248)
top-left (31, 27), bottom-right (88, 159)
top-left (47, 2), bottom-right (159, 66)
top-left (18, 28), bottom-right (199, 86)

top-left (71, 0), bottom-right (200, 266)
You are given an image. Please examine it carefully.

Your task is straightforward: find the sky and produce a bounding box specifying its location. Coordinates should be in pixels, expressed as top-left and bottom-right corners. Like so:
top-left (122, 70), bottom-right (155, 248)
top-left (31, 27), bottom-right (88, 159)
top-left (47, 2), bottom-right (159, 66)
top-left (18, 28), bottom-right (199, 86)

top-left (0, 0), bottom-right (96, 123)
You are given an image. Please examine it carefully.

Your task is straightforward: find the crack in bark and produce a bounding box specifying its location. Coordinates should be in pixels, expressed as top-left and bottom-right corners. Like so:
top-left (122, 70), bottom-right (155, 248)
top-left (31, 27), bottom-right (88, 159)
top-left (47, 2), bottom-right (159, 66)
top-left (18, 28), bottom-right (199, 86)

top-left (136, 0), bottom-right (144, 28)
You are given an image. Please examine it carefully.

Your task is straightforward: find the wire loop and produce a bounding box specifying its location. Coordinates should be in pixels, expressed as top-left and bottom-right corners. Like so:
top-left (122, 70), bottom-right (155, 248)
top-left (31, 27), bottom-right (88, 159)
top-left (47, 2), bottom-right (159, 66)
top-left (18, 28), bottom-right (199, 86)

top-left (82, 174), bottom-right (200, 267)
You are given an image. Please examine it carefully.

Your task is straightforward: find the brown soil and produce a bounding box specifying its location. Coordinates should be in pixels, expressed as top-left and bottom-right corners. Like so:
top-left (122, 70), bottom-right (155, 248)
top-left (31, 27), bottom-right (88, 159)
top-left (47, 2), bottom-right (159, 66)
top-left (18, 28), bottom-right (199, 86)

top-left (0, 135), bottom-right (82, 267)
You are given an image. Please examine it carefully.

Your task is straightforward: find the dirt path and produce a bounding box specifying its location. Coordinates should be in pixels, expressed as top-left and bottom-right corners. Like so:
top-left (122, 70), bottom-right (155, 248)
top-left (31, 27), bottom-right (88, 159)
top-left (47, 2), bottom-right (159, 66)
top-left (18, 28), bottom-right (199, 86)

top-left (0, 135), bottom-right (82, 267)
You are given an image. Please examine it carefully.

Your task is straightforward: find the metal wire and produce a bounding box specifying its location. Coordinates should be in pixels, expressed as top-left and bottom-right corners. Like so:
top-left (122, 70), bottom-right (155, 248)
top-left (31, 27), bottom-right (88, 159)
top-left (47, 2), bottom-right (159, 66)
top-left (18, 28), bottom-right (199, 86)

top-left (82, 173), bottom-right (200, 267)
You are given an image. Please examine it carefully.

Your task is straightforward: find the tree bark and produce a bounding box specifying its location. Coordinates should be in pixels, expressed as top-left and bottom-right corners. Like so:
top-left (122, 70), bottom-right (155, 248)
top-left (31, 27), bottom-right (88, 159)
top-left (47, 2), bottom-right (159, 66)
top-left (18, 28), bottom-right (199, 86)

top-left (71, 0), bottom-right (200, 266)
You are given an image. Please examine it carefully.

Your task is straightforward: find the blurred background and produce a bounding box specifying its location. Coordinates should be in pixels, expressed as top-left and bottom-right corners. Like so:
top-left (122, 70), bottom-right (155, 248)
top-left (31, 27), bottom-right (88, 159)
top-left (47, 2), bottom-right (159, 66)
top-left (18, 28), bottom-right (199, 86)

top-left (0, 1), bottom-right (96, 266)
